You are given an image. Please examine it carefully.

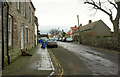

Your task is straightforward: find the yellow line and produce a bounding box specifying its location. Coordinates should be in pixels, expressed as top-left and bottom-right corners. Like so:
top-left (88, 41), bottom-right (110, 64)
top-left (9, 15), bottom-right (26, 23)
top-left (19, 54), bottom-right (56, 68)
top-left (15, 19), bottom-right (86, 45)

top-left (111, 50), bottom-right (120, 54)
top-left (48, 49), bottom-right (64, 77)
top-left (52, 54), bottom-right (64, 77)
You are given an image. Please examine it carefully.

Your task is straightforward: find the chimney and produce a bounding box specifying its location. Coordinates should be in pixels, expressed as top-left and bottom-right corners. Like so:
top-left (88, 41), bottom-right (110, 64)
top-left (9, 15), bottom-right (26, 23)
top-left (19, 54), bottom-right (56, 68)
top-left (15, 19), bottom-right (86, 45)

top-left (89, 20), bottom-right (92, 24)
top-left (80, 24), bottom-right (82, 26)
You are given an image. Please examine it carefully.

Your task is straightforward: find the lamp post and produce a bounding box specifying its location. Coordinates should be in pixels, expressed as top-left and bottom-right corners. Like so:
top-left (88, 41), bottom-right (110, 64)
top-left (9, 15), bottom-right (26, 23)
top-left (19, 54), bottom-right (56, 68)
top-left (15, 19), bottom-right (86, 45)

top-left (77, 15), bottom-right (79, 27)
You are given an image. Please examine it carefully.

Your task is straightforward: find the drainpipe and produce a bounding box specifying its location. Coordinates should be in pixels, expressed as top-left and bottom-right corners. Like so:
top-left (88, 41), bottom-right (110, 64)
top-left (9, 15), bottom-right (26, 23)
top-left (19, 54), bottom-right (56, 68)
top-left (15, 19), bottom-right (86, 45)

top-left (2, 2), bottom-right (4, 69)
top-left (6, 2), bottom-right (10, 65)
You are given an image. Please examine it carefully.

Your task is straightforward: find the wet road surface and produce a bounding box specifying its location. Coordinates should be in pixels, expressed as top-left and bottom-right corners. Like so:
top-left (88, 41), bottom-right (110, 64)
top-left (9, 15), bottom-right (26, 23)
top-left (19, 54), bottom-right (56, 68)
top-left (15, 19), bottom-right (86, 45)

top-left (49, 41), bottom-right (119, 75)
top-left (48, 46), bottom-right (92, 75)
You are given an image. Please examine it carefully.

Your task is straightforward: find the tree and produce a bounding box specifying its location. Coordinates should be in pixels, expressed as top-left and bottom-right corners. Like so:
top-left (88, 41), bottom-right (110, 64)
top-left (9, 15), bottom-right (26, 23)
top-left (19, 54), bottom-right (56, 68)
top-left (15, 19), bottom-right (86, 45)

top-left (84, 0), bottom-right (120, 39)
top-left (49, 29), bottom-right (60, 36)
top-left (61, 29), bottom-right (66, 37)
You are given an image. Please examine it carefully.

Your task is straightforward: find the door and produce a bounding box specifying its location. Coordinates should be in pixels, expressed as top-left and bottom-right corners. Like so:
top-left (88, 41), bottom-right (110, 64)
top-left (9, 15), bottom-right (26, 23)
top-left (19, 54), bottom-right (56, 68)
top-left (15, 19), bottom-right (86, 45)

top-left (21, 25), bottom-right (24, 49)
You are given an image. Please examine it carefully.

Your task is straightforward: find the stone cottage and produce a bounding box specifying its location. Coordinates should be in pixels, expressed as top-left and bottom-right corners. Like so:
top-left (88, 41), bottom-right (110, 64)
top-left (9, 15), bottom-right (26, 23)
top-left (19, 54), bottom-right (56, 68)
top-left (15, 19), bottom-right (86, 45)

top-left (1, 1), bottom-right (36, 68)
top-left (73, 20), bottom-right (111, 42)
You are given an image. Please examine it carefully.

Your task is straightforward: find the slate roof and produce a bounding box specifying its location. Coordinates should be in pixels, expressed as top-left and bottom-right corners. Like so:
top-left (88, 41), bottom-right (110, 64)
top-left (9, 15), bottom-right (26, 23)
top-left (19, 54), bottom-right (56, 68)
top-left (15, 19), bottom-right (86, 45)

top-left (79, 20), bottom-right (100, 31)
top-left (74, 20), bottom-right (110, 33)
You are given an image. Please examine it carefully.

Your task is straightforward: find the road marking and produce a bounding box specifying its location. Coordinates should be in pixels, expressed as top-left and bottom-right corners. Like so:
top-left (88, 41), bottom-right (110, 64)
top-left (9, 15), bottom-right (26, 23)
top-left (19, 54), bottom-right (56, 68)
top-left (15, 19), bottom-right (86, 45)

top-left (111, 51), bottom-right (120, 54)
top-left (48, 49), bottom-right (64, 77)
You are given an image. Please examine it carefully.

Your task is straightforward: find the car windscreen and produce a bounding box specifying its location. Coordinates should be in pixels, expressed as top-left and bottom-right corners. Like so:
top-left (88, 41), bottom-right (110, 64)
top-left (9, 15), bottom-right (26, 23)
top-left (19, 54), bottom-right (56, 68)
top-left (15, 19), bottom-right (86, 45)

top-left (67, 38), bottom-right (72, 40)
top-left (49, 39), bottom-right (55, 41)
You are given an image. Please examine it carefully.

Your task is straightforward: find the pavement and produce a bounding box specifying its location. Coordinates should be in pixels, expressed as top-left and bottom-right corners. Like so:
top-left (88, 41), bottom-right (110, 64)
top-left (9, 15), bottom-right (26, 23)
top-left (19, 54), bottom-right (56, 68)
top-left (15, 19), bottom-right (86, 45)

top-left (2, 44), bottom-right (54, 77)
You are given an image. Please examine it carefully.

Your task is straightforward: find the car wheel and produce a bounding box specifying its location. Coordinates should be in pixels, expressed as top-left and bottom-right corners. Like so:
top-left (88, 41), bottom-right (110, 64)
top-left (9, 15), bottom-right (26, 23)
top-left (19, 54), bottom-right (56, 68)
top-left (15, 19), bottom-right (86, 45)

top-left (56, 45), bottom-right (58, 48)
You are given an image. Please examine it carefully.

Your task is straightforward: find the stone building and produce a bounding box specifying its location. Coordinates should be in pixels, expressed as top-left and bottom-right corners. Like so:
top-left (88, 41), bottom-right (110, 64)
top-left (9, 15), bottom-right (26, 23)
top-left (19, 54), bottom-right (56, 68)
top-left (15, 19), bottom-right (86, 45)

top-left (1, 1), bottom-right (36, 68)
top-left (73, 20), bottom-right (111, 42)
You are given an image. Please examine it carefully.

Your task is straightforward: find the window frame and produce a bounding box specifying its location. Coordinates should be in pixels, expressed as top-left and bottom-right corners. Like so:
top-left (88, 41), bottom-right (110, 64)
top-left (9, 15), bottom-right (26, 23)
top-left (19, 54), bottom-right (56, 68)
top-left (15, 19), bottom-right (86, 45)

top-left (8, 14), bottom-right (13, 46)
top-left (23, 2), bottom-right (26, 17)
top-left (16, 0), bottom-right (20, 11)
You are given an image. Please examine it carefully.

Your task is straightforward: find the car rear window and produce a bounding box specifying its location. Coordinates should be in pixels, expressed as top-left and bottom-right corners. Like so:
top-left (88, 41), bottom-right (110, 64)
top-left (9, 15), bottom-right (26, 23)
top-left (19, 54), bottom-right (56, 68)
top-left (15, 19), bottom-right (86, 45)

top-left (49, 39), bottom-right (55, 41)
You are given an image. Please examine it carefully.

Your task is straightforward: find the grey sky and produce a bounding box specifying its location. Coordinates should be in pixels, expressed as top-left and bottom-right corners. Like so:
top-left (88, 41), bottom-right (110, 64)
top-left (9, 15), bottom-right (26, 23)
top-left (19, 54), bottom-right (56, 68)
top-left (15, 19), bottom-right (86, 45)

top-left (32, 0), bottom-right (118, 33)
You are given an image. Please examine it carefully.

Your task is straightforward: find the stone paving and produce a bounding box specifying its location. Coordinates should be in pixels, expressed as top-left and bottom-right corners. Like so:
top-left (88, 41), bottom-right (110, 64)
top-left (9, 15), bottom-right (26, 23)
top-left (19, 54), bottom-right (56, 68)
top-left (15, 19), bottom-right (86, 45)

top-left (2, 44), bottom-right (54, 76)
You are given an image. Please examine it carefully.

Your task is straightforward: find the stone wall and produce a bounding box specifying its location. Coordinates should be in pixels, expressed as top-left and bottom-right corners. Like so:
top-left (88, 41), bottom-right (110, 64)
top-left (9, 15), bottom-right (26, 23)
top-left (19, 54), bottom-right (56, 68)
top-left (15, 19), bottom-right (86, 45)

top-left (81, 36), bottom-right (120, 51)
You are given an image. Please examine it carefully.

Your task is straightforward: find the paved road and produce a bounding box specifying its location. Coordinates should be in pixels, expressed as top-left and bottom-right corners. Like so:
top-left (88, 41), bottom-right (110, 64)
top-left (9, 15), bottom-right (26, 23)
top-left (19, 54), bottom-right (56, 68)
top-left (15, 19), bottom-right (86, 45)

top-left (48, 41), bottom-right (119, 75)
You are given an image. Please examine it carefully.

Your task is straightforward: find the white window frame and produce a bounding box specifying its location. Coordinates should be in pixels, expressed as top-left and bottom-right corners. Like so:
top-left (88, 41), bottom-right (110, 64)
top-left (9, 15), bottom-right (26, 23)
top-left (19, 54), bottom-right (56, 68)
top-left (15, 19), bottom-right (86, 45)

top-left (25, 26), bottom-right (28, 43)
top-left (23, 2), bottom-right (26, 16)
top-left (28, 29), bottom-right (30, 43)
top-left (8, 15), bottom-right (13, 46)
top-left (17, 0), bottom-right (20, 10)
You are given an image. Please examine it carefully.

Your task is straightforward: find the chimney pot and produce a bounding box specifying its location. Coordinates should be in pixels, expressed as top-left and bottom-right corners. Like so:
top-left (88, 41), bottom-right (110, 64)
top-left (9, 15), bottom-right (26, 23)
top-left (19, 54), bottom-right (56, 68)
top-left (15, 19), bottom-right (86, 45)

top-left (75, 25), bottom-right (77, 27)
top-left (89, 20), bottom-right (92, 24)
top-left (80, 24), bottom-right (82, 26)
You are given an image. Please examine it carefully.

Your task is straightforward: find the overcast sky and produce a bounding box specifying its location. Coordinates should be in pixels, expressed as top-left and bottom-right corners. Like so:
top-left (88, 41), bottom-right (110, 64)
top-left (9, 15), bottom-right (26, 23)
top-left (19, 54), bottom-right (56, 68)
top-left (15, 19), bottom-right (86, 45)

top-left (32, 0), bottom-right (119, 33)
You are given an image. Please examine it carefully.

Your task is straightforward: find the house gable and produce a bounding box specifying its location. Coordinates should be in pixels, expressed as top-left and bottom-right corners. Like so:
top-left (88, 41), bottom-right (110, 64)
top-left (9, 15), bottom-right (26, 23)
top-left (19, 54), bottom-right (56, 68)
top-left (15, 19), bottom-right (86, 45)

top-left (92, 20), bottom-right (111, 36)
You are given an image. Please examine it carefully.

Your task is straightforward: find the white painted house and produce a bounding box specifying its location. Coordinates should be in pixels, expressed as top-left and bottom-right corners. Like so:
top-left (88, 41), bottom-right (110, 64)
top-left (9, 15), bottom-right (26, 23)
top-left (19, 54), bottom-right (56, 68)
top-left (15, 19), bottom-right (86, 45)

top-left (34, 16), bottom-right (39, 46)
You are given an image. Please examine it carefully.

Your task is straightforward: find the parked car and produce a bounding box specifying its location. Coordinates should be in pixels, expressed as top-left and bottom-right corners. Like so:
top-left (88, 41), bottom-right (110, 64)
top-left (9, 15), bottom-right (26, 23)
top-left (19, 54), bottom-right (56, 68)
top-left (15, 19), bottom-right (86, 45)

top-left (58, 38), bottom-right (62, 41)
top-left (55, 38), bottom-right (58, 41)
top-left (47, 38), bottom-right (58, 48)
top-left (62, 37), bottom-right (67, 42)
top-left (66, 38), bottom-right (73, 42)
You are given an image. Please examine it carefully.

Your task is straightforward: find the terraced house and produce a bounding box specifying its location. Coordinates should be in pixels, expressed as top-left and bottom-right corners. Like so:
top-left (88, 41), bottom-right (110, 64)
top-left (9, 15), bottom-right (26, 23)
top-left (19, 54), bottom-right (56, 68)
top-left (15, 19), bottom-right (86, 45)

top-left (1, 1), bottom-right (36, 68)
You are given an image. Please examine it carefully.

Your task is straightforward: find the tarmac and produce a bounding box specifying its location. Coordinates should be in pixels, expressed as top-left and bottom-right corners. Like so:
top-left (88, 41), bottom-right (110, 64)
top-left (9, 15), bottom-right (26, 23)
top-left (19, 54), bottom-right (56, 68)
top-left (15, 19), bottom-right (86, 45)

top-left (2, 44), bottom-right (54, 76)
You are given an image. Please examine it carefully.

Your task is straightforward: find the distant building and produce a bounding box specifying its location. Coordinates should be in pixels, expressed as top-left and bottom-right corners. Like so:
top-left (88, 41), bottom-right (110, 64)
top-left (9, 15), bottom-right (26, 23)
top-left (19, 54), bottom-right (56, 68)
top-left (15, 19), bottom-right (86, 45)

top-left (55, 30), bottom-right (63, 38)
top-left (40, 33), bottom-right (48, 38)
top-left (48, 35), bottom-right (53, 38)
top-left (73, 20), bottom-right (111, 41)
top-left (66, 26), bottom-right (78, 39)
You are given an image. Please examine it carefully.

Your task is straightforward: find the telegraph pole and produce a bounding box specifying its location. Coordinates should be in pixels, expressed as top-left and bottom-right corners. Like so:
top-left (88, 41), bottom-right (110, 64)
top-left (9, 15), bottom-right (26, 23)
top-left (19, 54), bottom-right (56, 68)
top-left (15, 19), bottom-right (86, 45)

top-left (77, 15), bottom-right (79, 27)
top-left (77, 15), bottom-right (81, 44)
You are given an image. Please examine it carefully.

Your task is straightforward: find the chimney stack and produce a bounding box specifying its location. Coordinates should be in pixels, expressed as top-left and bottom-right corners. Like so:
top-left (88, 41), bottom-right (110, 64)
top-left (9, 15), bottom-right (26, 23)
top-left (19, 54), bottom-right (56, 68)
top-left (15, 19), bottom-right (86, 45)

top-left (80, 24), bottom-right (82, 26)
top-left (89, 20), bottom-right (92, 24)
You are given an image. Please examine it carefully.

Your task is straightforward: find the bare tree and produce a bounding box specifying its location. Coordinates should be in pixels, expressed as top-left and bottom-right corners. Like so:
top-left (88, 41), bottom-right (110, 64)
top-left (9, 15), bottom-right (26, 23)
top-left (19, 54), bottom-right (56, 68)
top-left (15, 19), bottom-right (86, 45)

top-left (84, 0), bottom-right (120, 38)
top-left (49, 29), bottom-right (60, 36)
